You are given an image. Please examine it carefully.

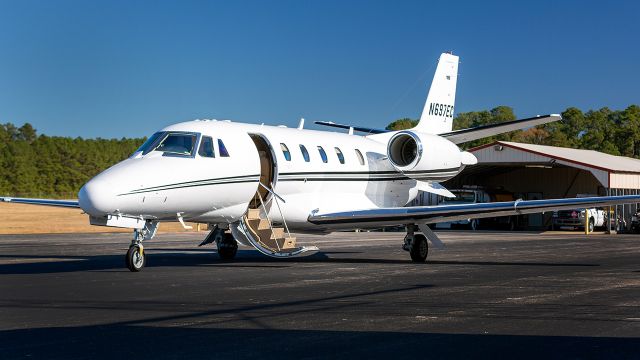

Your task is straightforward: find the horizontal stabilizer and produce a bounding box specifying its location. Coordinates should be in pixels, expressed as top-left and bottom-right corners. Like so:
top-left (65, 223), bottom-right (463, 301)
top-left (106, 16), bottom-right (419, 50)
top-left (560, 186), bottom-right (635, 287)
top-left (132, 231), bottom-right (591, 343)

top-left (441, 114), bottom-right (562, 144)
top-left (415, 182), bottom-right (455, 198)
top-left (314, 121), bottom-right (388, 134)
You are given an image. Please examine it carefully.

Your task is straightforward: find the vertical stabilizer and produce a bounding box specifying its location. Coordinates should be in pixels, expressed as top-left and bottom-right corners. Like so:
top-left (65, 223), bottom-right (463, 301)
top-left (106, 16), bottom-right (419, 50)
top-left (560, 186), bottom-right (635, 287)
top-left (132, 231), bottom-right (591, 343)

top-left (414, 52), bottom-right (459, 134)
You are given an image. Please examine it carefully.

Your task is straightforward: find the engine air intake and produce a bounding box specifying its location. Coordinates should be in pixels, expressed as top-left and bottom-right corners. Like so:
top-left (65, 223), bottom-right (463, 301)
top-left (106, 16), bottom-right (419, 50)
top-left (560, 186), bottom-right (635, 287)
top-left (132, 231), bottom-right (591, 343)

top-left (388, 131), bottom-right (422, 170)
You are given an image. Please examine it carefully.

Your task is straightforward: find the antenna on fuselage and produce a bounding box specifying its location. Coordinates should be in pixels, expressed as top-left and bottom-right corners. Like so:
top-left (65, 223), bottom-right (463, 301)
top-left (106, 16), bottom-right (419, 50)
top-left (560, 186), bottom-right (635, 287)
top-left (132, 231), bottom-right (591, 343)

top-left (298, 118), bottom-right (305, 130)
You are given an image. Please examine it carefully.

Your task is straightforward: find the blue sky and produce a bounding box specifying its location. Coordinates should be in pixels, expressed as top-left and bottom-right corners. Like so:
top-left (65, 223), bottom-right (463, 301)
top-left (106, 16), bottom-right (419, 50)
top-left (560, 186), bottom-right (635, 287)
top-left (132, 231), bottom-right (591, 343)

top-left (0, 0), bottom-right (638, 138)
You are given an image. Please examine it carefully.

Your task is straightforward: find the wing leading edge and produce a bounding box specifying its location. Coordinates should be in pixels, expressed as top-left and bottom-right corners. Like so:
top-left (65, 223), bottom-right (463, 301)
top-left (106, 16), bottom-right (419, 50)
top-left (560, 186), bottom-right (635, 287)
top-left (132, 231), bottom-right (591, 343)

top-left (439, 114), bottom-right (561, 144)
top-left (0, 197), bottom-right (80, 208)
top-left (308, 195), bottom-right (640, 227)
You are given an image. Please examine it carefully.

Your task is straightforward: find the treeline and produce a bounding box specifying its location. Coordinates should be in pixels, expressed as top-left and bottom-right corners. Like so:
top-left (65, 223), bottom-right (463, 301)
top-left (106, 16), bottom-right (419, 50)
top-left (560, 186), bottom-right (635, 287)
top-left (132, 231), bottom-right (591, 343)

top-left (2, 105), bottom-right (639, 198)
top-left (387, 105), bottom-right (640, 156)
top-left (0, 123), bottom-right (144, 198)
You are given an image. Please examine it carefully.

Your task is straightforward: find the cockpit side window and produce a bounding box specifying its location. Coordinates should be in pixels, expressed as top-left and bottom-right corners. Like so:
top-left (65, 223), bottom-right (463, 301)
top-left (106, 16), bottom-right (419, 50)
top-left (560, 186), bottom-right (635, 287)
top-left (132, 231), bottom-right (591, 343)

top-left (154, 132), bottom-right (198, 156)
top-left (198, 136), bottom-right (215, 158)
top-left (136, 132), bottom-right (165, 155)
top-left (218, 139), bottom-right (230, 157)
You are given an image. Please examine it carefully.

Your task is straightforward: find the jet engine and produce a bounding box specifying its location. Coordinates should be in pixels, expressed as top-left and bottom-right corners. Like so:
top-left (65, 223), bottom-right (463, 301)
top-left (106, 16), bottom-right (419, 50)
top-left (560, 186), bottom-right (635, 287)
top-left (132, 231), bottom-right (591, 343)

top-left (386, 130), bottom-right (477, 181)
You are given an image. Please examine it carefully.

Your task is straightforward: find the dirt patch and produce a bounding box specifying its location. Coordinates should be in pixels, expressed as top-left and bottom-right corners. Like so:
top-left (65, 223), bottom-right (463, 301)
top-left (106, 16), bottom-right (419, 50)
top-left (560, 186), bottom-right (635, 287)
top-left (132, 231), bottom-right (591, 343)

top-left (0, 203), bottom-right (205, 234)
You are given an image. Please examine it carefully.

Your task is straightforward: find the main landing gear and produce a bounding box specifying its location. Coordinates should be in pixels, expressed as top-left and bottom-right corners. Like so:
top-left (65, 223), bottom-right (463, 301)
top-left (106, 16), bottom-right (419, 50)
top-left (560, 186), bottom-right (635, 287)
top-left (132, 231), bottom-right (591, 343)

top-left (200, 226), bottom-right (238, 260)
top-left (402, 224), bottom-right (444, 263)
top-left (403, 225), bottom-right (429, 262)
top-left (125, 221), bottom-right (158, 272)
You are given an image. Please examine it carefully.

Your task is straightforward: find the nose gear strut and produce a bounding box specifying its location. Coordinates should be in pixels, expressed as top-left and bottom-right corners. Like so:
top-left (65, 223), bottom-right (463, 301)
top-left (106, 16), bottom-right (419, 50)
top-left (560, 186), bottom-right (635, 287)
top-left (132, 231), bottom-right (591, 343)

top-left (125, 220), bottom-right (158, 272)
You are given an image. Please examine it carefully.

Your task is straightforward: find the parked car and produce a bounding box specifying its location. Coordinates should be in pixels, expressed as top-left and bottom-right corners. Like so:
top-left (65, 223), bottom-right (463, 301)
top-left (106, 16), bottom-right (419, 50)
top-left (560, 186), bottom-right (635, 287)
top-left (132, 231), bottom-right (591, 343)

top-left (435, 187), bottom-right (519, 230)
top-left (630, 211), bottom-right (640, 233)
top-left (552, 208), bottom-right (606, 232)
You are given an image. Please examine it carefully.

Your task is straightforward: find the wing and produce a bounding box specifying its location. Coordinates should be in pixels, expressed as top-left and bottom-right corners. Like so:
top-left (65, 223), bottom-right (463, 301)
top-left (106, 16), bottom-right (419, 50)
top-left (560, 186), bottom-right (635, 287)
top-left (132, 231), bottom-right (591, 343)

top-left (0, 197), bottom-right (80, 208)
top-left (308, 195), bottom-right (640, 227)
top-left (314, 121), bottom-right (388, 134)
top-left (440, 114), bottom-right (561, 144)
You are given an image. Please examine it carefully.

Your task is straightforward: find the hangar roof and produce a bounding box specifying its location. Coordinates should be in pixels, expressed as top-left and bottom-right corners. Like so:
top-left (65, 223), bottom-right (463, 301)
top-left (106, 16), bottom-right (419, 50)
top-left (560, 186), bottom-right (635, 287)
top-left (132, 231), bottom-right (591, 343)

top-left (471, 141), bottom-right (640, 174)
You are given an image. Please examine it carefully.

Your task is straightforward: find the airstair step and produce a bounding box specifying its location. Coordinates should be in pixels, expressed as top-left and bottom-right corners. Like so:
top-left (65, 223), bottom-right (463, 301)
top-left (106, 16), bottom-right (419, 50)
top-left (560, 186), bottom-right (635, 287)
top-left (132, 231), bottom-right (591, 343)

top-left (256, 227), bottom-right (284, 240)
top-left (247, 208), bottom-right (262, 219)
top-left (247, 218), bottom-right (270, 230)
top-left (260, 236), bottom-right (297, 251)
top-left (282, 236), bottom-right (296, 249)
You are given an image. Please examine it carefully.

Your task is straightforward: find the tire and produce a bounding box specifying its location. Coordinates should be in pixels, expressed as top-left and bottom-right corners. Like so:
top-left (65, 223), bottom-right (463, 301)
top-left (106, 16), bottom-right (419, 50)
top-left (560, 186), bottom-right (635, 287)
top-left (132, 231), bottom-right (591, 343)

top-left (410, 234), bottom-right (428, 263)
top-left (125, 245), bottom-right (145, 272)
top-left (217, 233), bottom-right (238, 260)
top-left (471, 219), bottom-right (479, 231)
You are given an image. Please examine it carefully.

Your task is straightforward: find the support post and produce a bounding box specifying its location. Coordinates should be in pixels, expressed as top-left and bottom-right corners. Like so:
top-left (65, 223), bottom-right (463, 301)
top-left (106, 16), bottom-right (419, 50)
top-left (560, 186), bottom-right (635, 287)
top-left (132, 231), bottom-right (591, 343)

top-left (585, 209), bottom-right (589, 235)
top-left (607, 187), bottom-right (613, 234)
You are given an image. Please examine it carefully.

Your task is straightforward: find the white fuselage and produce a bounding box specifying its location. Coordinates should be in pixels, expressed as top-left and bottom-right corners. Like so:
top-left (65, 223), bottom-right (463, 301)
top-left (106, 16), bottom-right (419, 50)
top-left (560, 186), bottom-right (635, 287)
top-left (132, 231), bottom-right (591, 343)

top-left (78, 120), bottom-right (464, 231)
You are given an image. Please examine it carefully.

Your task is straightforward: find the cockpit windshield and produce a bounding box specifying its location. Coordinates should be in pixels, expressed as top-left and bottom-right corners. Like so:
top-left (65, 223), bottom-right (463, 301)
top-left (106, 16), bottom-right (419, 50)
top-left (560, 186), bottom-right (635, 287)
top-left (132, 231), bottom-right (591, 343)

top-left (135, 131), bottom-right (199, 156)
top-left (135, 132), bottom-right (164, 155)
top-left (154, 133), bottom-right (198, 156)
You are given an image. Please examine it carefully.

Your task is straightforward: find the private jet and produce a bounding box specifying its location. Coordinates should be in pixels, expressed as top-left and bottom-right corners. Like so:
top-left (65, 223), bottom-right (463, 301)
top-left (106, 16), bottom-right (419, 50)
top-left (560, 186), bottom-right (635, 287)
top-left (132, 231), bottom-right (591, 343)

top-left (3, 52), bottom-right (639, 271)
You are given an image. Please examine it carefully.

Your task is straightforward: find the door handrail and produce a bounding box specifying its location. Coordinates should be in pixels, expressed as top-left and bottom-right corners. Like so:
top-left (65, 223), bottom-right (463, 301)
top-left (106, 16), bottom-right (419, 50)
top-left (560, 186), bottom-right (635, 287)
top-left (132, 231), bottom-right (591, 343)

top-left (258, 182), bottom-right (286, 203)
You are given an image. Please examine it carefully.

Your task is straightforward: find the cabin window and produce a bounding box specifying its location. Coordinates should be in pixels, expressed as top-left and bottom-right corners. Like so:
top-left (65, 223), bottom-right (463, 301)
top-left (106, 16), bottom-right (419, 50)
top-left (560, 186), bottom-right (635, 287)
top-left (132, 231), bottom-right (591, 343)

top-left (281, 143), bottom-right (291, 161)
top-left (355, 149), bottom-right (365, 165)
top-left (154, 132), bottom-right (198, 156)
top-left (317, 146), bottom-right (328, 163)
top-left (137, 132), bottom-right (164, 155)
top-left (218, 139), bottom-right (230, 157)
top-left (335, 147), bottom-right (345, 164)
top-left (299, 144), bottom-right (310, 162)
top-left (198, 136), bottom-right (215, 158)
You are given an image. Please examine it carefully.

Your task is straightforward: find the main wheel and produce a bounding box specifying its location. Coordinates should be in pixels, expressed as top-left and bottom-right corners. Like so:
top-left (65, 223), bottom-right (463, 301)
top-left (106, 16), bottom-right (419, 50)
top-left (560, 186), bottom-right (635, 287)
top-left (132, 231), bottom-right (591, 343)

top-left (125, 245), bottom-right (145, 272)
top-left (217, 233), bottom-right (238, 260)
top-left (469, 219), bottom-right (478, 231)
top-left (410, 234), bottom-right (428, 263)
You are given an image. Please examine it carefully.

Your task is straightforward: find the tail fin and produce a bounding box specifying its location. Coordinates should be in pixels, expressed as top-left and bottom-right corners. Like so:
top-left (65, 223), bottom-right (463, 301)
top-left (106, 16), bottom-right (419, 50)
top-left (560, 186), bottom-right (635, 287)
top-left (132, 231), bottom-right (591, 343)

top-left (414, 52), bottom-right (459, 134)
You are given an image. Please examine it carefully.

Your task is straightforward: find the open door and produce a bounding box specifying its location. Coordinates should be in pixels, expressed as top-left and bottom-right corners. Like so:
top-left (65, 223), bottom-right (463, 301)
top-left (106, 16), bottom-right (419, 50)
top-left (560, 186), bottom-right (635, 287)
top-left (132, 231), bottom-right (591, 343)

top-left (248, 134), bottom-right (276, 209)
top-left (233, 134), bottom-right (318, 258)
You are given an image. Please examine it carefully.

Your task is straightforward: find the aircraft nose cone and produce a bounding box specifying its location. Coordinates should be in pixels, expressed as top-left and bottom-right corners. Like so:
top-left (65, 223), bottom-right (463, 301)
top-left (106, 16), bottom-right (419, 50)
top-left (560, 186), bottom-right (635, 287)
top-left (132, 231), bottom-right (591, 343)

top-left (78, 179), bottom-right (117, 217)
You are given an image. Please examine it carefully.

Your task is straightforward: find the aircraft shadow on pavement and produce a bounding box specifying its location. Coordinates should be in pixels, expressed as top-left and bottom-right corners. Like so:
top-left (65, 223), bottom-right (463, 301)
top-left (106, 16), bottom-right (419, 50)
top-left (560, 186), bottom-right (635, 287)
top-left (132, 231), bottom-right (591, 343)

top-left (0, 324), bottom-right (637, 360)
top-left (0, 250), bottom-right (598, 275)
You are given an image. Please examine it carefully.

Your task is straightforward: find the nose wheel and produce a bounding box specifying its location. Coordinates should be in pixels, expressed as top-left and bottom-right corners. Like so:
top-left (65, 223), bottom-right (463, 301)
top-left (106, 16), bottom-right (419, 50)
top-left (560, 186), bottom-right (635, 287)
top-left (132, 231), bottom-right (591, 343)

top-left (124, 223), bottom-right (157, 272)
top-left (125, 244), bottom-right (145, 272)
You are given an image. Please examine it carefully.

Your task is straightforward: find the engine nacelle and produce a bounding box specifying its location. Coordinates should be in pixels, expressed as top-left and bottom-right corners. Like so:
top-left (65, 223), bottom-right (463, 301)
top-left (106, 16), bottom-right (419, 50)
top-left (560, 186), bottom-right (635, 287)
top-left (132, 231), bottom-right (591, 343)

top-left (386, 131), bottom-right (477, 181)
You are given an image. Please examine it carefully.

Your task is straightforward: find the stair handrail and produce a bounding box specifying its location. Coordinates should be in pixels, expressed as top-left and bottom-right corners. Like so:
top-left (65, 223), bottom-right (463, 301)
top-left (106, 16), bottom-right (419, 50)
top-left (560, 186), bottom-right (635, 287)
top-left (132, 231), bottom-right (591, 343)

top-left (270, 181), bottom-right (292, 239)
top-left (255, 189), bottom-right (281, 252)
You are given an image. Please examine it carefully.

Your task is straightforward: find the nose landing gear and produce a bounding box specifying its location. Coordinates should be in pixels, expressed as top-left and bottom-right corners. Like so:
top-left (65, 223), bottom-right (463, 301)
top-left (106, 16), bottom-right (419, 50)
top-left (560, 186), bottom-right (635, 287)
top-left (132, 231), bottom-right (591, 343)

top-left (125, 221), bottom-right (158, 272)
top-left (125, 243), bottom-right (145, 272)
